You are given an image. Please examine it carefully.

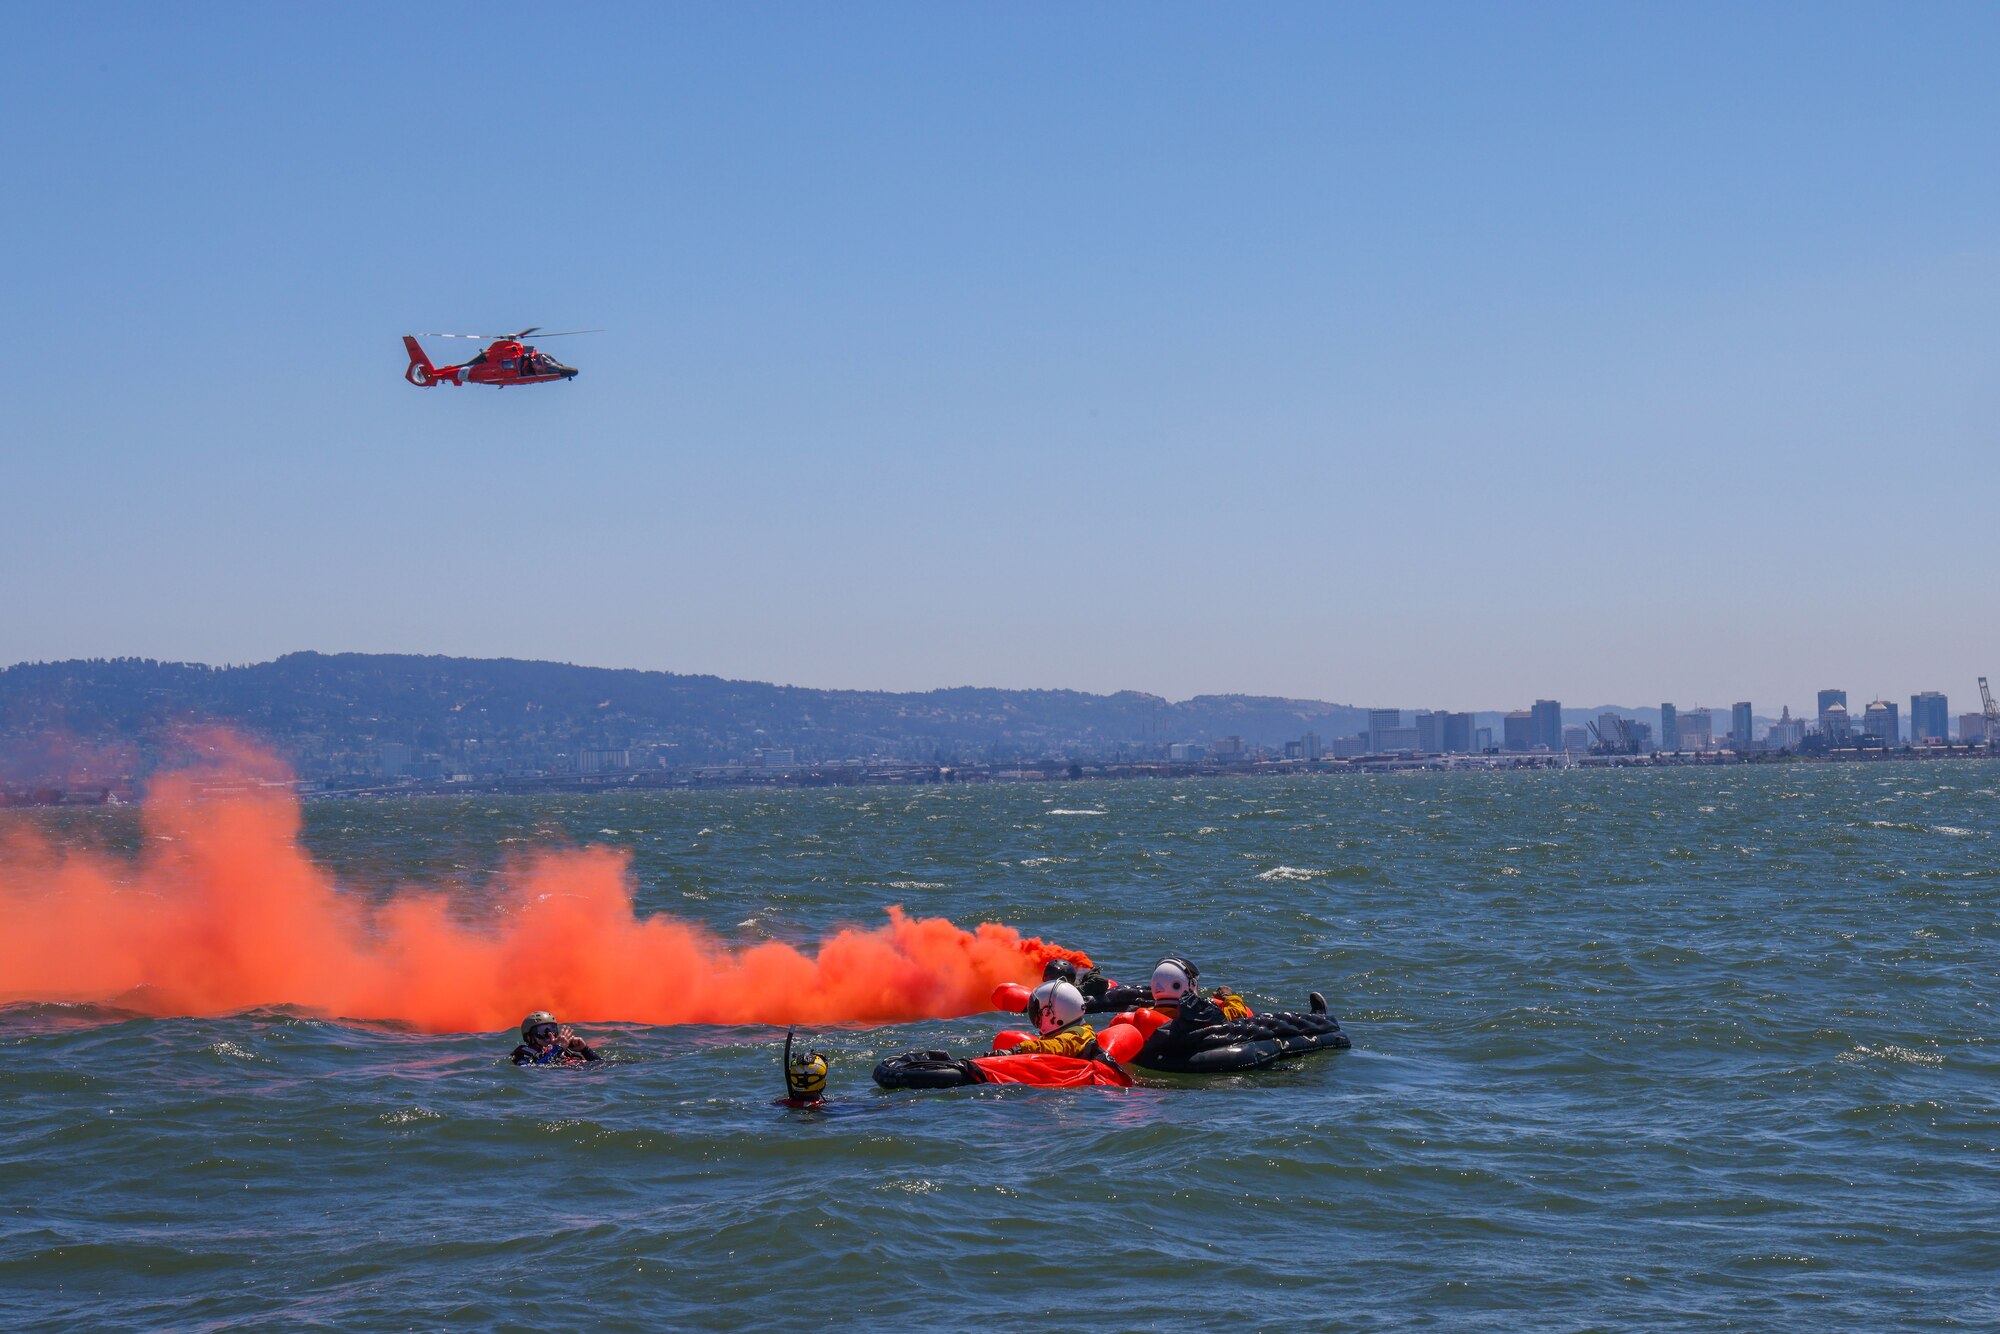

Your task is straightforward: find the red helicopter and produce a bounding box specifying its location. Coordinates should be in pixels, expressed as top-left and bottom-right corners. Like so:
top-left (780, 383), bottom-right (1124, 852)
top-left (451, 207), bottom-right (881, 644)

top-left (402, 327), bottom-right (598, 388)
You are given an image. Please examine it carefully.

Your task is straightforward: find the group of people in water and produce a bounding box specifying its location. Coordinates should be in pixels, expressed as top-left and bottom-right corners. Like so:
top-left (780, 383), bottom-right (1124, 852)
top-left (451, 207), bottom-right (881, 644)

top-left (993, 955), bottom-right (1254, 1058)
top-left (510, 953), bottom-right (1348, 1102)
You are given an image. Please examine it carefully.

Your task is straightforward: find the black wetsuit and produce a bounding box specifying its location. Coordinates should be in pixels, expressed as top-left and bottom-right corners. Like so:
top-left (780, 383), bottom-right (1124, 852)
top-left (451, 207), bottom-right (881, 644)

top-left (511, 1041), bottom-right (601, 1066)
top-left (1062, 967), bottom-right (1156, 1014)
top-left (1083, 983), bottom-right (1154, 1014)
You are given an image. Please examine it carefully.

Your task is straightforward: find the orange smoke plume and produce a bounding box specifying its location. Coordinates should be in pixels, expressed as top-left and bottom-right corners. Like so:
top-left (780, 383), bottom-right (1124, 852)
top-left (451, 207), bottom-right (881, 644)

top-left (0, 733), bottom-right (1089, 1033)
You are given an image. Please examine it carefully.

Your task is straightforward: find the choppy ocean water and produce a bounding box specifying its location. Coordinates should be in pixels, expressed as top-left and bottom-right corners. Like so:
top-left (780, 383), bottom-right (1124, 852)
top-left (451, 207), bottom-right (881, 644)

top-left (4, 763), bottom-right (1997, 1330)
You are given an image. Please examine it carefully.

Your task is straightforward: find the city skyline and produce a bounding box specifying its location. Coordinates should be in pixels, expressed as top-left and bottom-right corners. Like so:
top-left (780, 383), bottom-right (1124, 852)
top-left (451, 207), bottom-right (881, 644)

top-left (4, 647), bottom-right (1988, 744)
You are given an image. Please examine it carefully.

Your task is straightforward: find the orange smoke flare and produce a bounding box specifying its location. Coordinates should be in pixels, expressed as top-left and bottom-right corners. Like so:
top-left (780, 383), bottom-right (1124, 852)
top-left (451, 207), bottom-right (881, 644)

top-left (0, 733), bottom-right (1090, 1033)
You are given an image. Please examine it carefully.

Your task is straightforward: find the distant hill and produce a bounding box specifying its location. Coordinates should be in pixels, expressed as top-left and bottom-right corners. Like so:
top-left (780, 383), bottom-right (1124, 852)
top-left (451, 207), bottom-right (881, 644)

top-left (0, 652), bottom-right (1373, 781)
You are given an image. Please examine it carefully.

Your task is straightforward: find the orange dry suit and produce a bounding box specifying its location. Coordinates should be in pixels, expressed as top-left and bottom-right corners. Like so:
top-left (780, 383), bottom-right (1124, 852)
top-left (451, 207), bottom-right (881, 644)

top-left (1006, 1021), bottom-right (1099, 1058)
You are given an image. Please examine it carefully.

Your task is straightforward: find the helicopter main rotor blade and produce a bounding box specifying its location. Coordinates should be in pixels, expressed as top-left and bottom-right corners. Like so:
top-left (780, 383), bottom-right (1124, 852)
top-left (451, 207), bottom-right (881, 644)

top-left (412, 329), bottom-right (602, 340)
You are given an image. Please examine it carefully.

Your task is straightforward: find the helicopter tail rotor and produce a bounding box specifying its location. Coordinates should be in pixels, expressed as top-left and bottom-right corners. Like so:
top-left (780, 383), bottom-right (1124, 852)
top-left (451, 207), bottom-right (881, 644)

top-left (402, 335), bottom-right (438, 387)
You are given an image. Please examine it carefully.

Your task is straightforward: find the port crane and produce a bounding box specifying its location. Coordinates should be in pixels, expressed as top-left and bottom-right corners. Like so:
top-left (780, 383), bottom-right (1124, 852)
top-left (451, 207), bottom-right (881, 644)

top-left (1588, 716), bottom-right (1645, 756)
top-left (1981, 677), bottom-right (1999, 752)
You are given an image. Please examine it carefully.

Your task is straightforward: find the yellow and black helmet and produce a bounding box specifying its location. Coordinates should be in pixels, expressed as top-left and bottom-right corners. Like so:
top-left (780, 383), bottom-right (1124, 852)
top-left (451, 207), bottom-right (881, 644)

top-left (784, 1030), bottom-right (828, 1101)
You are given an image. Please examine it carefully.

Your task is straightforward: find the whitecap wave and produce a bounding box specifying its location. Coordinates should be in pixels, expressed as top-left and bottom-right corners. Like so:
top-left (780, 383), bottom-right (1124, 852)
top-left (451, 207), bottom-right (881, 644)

top-left (880, 1179), bottom-right (939, 1194)
top-left (206, 1040), bottom-right (267, 1062)
top-left (1842, 1043), bottom-right (1944, 1067)
top-left (378, 1107), bottom-right (443, 1125)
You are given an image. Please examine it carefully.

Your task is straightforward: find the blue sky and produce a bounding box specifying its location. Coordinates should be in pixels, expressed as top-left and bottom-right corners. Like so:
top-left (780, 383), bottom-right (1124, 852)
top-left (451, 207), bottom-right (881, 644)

top-left (4, 4), bottom-right (1996, 713)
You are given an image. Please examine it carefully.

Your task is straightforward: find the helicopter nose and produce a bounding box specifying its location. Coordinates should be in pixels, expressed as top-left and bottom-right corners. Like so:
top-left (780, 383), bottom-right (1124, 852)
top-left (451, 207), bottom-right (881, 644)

top-left (563, 367), bottom-right (579, 379)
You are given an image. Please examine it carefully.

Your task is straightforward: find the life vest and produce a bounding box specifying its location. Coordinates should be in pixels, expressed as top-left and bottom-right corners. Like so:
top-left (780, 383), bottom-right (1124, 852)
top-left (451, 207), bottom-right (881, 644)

top-left (1000, 1022), bottom-right (1098, 1058)
top-left (1207, 987), bottom-right (1254, 1020)
top-left (513, 1043), bottom-right (592, 1066)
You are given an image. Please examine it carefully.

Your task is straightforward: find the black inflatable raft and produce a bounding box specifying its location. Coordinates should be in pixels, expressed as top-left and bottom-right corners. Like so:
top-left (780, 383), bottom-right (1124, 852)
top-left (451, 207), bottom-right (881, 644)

top-left (1128, 991), bottom-right (1351, 1073)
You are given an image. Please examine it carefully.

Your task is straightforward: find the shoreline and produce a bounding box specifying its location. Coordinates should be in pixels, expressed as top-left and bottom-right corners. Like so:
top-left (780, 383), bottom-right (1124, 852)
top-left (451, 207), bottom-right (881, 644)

top-left (8, 743), bottom-right (1994, 810)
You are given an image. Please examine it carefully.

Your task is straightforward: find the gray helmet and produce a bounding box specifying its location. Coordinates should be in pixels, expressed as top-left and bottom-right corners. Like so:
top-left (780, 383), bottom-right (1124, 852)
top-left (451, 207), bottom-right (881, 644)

top-left (1150, 957), bottom-right (1200, 1001)
top-left (1026, 980), bottom-right (1086, 1035)
top-left (521, 1010), bottom-right (558, 1043)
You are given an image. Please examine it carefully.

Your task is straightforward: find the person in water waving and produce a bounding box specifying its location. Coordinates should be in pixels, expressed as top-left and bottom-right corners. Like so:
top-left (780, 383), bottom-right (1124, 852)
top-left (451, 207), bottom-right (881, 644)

top-left (511, 1010), bottom-right (602, 1066)
top-left (1005, 979), bottom-right (1100, 1057)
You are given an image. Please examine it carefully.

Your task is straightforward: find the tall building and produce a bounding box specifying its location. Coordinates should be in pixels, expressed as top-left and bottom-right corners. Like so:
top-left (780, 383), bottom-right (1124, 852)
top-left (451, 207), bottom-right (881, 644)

top-left (1502, 710), bottom-right (1534, 751)
top-left (1960, 712), bottom-right (1990, 745)
top-left (1731, 702), bottom-right (1753, 747)
top-left (1441, 711), bottom-right (1475, 754)
top-left (1562, 725), bottom-right (1590, 753)
top-left (1910, 691), bottom-right (1949, 744)
top-left (379, 741), bottom-right (412, 779)
top-left (1415, 712), bottom-right (1443, 753)
top-left (1817, 689), bottom-right (1847, 739)
top-left (1660, 702), bottom-right (1679, 752)
top-left (1373, 725), bottom-right (1421, 752)
top-left (1367, 709), bottom-right (1401, 752)
top-left (580, 747), bottom-right (633, 773)
top-left (1678, 708), bottom-right (1713, 750)
top-left (1531, 699), bottom-right (1563, 752)
top-left (1766, 706), bottom-right (1805, 750)
top-left (1862, 700), bottom-right (1898, 745)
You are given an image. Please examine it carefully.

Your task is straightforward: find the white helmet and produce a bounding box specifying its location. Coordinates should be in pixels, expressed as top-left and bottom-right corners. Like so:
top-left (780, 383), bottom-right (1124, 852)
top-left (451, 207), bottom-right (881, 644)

top-left (1024, 980), bottom-right (1085, 1036)
top-left (1150, 957), bottom-right (1199, 1002)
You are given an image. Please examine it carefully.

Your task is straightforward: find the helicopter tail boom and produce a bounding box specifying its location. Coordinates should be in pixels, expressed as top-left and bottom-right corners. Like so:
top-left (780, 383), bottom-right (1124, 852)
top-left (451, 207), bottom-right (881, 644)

top-left (402, 335), bottom-right (442, 387)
